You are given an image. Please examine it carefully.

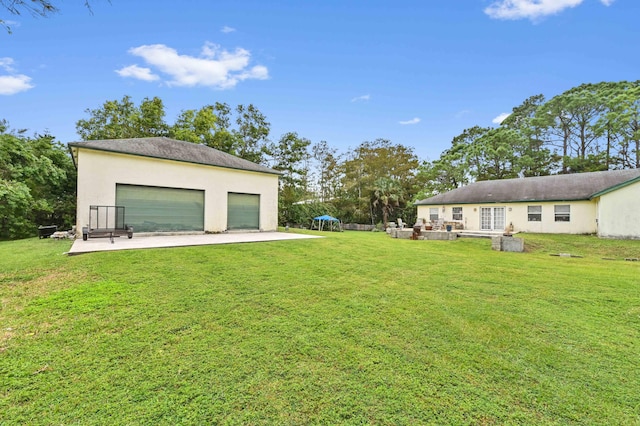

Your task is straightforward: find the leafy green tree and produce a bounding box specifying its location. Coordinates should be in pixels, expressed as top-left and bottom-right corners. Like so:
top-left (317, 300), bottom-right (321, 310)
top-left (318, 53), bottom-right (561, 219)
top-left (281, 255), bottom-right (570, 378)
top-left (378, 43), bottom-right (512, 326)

top-left (170, 105), bottom-right (218, 146)
top-left (562, 153), bottom-right (608, 173)
top-left (533, 96), bottom-right (576, 173)
top-left (0, 123), bottom-right (75, 239)
top-left (338, 139), bottom-right (419, 224)
top-left (533, 83), bottom-right (608, 173)
top-left (206, 102), bottom-right (238, 153)
top-left (169, 101), bottom-right (271, 164)
top-left (415, 126), bottom-right (487, 197)
top-left (502, 94), bottom-right (558, 176)
top-left (414, 139), bottom-right (470, 201)
top-left (76, 96), bottom-right (168, 140)
top-left (311, 140), bottom-right (341, 202)
top-left (471, 127), bottom-right (524, 180)
top-left (269, 132), bottom-right (311, 190)
top-left (76, 97), bottom-right (272, 164)
top-left (28, 133), bottom-right (77, 227)
top-left (597, 81), bottom-right (640, 169)
top-left (269, 132), bottom-right (312, 226)
top-left (234, 104), bottom-right (270, 164)
top-left (136, 96), bottom-right (169, 137)
top-left (425, 125), bottom-right (522, 183)
top-left (0, 129), bottom-right (36, 238)
top-left (565, 84), bottom-right (608, 170)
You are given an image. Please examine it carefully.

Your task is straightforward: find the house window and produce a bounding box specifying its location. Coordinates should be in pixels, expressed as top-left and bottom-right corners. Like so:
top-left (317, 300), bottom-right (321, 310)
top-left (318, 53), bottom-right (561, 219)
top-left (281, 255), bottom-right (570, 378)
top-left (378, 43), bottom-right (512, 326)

top-left (554, 205), bottom-right (570, 222)
top-left (429, 208), bottom-right (439, 221)
top-left (528, 205), bottom-right (542, 222)
top-left (452, 207), bottom-right (463, 221)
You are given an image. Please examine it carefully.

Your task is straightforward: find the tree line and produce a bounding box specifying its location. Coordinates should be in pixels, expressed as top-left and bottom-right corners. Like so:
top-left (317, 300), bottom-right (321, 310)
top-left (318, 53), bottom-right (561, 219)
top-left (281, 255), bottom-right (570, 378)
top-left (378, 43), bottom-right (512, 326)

top-left (417, 81), bottom-right (640, 199)
top-left (2, 80), bottom-right (639, 239)
top-left (74, 96), bottom-right (424, 229)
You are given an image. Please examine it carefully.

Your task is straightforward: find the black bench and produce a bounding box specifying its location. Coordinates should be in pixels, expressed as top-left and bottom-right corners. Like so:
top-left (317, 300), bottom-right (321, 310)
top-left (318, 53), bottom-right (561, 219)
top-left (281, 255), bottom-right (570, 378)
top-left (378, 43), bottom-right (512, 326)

top-left (38, 225), bottom-right (57, 239)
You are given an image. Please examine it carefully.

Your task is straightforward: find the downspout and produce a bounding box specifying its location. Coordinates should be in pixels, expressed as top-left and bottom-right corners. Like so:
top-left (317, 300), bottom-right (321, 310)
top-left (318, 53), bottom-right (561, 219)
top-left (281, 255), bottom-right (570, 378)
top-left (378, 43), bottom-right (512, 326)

top-left (595, 198), bottom-right (600, 237)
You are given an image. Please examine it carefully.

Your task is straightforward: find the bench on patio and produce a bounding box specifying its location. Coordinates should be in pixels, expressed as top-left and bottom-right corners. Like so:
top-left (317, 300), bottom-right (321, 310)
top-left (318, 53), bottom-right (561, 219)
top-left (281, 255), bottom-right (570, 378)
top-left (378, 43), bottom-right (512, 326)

top-left (82, 205), bottom-right (133, 243)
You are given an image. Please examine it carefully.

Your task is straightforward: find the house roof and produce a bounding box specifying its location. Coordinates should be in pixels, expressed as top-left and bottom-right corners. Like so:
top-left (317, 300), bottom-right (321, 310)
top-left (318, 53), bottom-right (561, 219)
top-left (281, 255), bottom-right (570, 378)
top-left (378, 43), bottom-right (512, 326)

top-left (68, 137), bottom-right (280, 175)
top-left (415, 169), bottom-right (640, 206)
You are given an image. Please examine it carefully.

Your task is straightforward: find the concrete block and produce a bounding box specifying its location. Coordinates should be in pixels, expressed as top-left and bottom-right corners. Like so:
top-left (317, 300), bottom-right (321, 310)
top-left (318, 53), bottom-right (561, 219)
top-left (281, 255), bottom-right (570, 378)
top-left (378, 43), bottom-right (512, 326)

top-left (491, 236), bottom-right (502, 251)
top-left (422, 231), bottom-right (458, 241)
top-left (492, 236), bottom-right (524, 252)
top-left (396, 229), bottom-right (414, 239)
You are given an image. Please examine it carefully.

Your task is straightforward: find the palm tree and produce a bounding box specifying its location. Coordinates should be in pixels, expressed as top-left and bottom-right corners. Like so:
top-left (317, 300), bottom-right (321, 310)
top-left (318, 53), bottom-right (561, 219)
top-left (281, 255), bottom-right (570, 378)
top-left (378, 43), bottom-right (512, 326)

top-left (372, 177), bottom-right (404, 229)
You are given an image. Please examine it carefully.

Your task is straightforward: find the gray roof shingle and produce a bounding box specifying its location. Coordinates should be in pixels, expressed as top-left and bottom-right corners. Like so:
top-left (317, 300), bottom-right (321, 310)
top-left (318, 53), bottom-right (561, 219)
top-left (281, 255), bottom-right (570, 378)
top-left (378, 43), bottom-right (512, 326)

top-left (415, 169), bottom-right (640, 205)
top-left (68, 137), bottom-right (280, 175)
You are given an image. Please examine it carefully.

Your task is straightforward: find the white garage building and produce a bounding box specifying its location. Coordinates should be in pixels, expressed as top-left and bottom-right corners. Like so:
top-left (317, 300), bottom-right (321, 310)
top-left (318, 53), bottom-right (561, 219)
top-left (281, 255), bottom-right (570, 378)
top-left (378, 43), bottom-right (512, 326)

top-left (69, 137), bottom-right (280, 235)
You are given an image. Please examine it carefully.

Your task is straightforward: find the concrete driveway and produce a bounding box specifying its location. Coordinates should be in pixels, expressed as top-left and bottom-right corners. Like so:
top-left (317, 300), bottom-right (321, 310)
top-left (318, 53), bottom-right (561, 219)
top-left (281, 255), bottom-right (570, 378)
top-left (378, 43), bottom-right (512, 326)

top-left (68, 232), bottom-right (322, 255)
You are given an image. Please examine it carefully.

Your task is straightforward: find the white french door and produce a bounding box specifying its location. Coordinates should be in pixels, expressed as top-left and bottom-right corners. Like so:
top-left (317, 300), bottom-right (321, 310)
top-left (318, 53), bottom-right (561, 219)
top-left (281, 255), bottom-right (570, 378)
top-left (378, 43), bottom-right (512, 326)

top-left (480, 207), bottom-right (505, 231)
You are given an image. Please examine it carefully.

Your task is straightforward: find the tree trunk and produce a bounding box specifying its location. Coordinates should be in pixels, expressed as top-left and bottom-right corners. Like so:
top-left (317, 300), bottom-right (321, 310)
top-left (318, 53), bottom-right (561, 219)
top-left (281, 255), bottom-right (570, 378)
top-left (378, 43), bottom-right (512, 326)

top-left (606, 124), bottom-right (611, 169)
top-left (382, 208), bottom-right (388, 230)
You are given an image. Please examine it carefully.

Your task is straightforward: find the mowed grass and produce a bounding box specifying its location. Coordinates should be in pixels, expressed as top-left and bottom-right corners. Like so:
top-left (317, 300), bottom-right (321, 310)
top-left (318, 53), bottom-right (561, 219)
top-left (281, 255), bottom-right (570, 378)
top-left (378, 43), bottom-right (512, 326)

top-left (1, 232), bottom-right (639, 425)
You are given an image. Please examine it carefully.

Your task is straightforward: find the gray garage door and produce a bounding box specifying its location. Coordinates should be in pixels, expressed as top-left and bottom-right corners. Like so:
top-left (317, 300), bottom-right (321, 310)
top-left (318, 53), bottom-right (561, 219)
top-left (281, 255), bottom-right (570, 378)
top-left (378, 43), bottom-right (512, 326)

top-left (116, 184), bottom-right (204, 232)
top-left (227, 193), bottom-right (260, 230)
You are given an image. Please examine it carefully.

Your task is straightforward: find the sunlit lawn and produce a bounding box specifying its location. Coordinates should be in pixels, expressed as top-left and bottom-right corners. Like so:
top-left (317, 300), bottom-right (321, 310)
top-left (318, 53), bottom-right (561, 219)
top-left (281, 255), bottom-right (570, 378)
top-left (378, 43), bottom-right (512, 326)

top-left (1, 231), bottom-right (639, 424)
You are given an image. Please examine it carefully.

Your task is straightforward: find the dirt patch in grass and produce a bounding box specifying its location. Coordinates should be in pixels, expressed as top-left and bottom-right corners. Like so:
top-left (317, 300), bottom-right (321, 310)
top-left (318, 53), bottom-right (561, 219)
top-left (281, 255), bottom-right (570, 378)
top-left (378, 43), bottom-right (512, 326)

top-left (0, 328), bottom-right (14, 351)
top-left (1, 270), bottom-right (93, 348)
top-left (2, 270), bottom-right (91, 301)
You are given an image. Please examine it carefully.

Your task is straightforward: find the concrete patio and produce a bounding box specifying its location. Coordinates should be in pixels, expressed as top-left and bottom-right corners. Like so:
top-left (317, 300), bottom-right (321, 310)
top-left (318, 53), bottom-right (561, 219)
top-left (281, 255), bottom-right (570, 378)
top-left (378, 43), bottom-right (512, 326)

top-left (67, 232), bottom-right (323, 255)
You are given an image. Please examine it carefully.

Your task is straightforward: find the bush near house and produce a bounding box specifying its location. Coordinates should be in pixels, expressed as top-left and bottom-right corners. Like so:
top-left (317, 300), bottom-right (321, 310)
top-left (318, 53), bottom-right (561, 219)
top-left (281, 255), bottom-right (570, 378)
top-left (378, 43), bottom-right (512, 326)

top-left (1, 233), bottom-right (639, 424)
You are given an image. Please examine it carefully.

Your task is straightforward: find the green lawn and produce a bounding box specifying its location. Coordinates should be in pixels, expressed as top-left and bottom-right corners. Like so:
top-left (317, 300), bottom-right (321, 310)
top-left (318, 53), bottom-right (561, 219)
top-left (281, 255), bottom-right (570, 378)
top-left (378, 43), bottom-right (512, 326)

top-left (1, 232), bottom-right (639, 425)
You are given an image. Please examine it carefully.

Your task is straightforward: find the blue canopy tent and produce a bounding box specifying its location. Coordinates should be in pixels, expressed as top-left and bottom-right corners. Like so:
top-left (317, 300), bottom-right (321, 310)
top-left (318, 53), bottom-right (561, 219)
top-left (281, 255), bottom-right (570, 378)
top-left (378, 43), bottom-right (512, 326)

top-left (311, 215), bottom-right (342, 232)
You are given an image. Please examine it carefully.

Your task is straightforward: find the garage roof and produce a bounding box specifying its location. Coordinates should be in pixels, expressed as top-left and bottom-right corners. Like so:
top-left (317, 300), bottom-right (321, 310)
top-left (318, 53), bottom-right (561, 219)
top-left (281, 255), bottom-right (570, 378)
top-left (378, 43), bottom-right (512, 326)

top-left (415, 169), bottom-right (640, 205)
top-left (68, 137), bottom-right (280, 175)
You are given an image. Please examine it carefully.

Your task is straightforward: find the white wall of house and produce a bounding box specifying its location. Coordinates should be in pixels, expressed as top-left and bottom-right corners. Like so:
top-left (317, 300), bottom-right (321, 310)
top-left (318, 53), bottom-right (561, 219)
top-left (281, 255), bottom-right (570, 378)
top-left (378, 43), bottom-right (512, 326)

top-left (597, 180), bottom-right (640, 239)
top-left (418, 200), bottom-right (598, 234)
top-left (75, 148), bottom-right (279, 233)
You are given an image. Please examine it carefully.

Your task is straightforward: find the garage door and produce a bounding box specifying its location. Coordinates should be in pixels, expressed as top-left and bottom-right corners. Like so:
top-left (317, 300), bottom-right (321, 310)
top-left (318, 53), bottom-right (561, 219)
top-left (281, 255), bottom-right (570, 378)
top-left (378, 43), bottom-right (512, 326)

top-left (227, 193), bottom-right (260, 230)
top-left (116, 184), bottom-right (204, 232)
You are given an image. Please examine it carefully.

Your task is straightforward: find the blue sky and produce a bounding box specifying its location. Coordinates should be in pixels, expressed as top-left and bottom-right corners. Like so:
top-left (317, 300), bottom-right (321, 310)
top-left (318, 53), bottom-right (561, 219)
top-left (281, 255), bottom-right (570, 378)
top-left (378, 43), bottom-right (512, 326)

top-left (1, 0), bottom-right (638, 161)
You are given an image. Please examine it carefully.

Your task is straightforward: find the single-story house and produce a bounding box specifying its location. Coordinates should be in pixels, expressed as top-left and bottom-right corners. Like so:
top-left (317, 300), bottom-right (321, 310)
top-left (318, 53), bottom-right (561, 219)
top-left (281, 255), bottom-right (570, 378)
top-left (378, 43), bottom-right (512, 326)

top-left (68, 137), bottom-right (280, 234)
top-left (415, 169), bottom-right (640, 239)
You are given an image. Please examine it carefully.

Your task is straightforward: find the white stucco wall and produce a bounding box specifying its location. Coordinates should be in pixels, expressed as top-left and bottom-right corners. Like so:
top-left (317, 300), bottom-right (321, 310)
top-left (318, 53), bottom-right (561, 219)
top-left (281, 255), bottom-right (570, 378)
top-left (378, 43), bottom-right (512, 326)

top-left (417, 200), bottom-right (598, 234)
top-left (75, 148), bottom-right (279, 233)
top-left (597, 180), bottom-right (640, 239)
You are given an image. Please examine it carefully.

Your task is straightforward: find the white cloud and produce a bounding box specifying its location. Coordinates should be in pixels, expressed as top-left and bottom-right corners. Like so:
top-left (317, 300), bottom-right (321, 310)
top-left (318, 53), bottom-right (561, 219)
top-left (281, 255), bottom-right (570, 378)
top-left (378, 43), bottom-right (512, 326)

top-left (0, 57), bottom-right (16, 72)
top-left (600, 0), bottom-right (615, 5)
top-left (0, 74), bottom-right (34, 95)
top-left (237, 65), bottom-right (269, 81)
top-left (0, 58), bottom-right (34, 95)
top-left (221, 26), bottom-right (236, 33)
top-left (115, 65), bottom-right (160, 81)
top-left (492, 112), bottom-right (511, 124)
top-left (399, 117), bottom-right (421, 125)
top-left (351, 94), bottom-right (370, 102)
top-left (119, 42), bottom-right (269, 89)
top-left (485, 0), bottom-right (585, 20)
